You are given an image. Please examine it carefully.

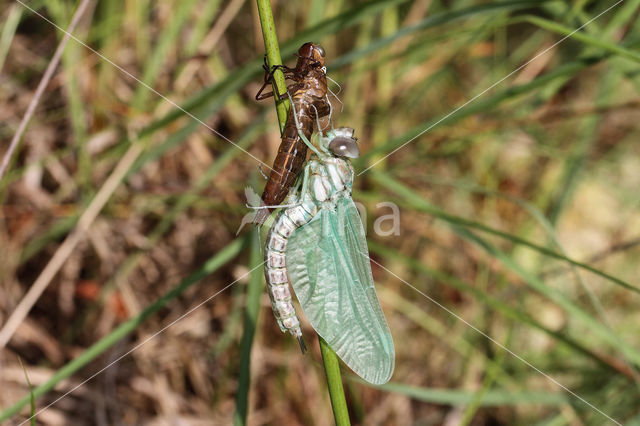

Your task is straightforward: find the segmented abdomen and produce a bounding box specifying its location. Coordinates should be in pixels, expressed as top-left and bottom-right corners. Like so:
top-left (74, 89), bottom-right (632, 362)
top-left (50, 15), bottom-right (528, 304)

top-left (263, 96), bottom-right (314, 205)
top-left (254, 92), bottom-right (329, 226)
top-left (264, 201), bottom-right (317, 339)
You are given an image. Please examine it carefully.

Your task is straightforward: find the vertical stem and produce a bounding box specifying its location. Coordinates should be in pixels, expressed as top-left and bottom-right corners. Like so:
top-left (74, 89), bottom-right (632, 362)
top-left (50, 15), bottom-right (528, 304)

top-left (319, 337), bottom-right (351, 426)
top-left (0, 238), bottom-right (245, 422)
top-left (255, 4), bottom-right (350, 425)
top-left (234, 229), bottom-right (263, 426)
top-left (255, 0), bottom-right (289, 132)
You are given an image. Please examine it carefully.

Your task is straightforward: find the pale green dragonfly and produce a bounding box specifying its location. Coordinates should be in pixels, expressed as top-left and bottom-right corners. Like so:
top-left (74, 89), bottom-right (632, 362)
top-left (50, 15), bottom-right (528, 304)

top-left (261, 124), bottom-right (395, 385)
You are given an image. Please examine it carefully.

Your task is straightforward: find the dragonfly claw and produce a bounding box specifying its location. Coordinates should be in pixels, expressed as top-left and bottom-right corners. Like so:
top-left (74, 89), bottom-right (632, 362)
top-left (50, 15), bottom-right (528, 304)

top-left (258, 164), bottom-right (269, 180)
top-left (297, 336), bottom-right (307, 354)
top-left (252, 208), bottom-right (271, 227)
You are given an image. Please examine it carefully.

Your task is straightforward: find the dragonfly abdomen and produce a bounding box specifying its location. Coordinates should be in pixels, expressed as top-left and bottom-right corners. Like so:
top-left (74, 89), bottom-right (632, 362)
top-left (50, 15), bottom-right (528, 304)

top-left (264, 201), bottom-right (317, 349)
top-left (264, 101), bottom-right (315, 203)
top-left (254, 94), bottom-right (323, 230)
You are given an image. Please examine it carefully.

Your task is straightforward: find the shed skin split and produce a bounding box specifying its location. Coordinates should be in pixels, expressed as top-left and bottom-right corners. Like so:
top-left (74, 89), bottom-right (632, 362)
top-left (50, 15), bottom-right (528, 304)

top-left (254, 42), bottom-right (331, 226)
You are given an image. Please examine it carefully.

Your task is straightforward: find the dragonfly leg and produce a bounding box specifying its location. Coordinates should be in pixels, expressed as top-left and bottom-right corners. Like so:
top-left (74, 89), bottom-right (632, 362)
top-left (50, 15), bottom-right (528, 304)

top-left (299, 161), bottom-right (311, 198)
top-left (255, 79), bottom-right (301, 101)
top-left (297, 336), bottom-right (307, 354)
top-left (287, 92), bottom-right (322, 157)
top-left (257, 164), bottom-right (268, 180)
top-left (255, 63), bottom-right (295, 100)
top-left (276, 82), bottom-right (301, 101)
top-left (261, 56), bottom-right (294, 80)
top-left (247, 202), bottom-right (299, 209)
top-left (255, 58), bottom-right (273, 100)
top-left (255, 79), bottom-right (274, 101)
top-left (252, 209), bottom-right (270, 227)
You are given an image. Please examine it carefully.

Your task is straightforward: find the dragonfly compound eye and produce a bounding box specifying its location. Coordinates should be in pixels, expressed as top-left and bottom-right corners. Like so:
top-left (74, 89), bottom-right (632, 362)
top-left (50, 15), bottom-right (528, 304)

top-left (329, 137), bottom-right (359, 159)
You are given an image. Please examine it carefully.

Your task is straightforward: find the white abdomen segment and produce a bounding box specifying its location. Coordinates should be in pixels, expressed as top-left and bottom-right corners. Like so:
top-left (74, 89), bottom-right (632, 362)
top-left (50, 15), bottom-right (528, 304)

top-left (264, 202), bottom-right (317, 340)
top-left (263, 156), bottom-right (352, 349)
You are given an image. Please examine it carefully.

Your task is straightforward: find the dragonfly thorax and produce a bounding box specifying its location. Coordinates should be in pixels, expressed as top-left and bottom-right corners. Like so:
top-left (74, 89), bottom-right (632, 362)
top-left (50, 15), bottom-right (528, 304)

top-left (306, 156), bottom-right (353, 204)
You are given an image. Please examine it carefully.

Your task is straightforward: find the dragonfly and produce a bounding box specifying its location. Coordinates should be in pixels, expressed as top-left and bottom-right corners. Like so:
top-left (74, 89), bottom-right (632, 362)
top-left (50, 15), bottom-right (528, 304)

top-left (253, 42), bottom-right (331, 226)
top-left (262, 116), bottom-right (395, 385)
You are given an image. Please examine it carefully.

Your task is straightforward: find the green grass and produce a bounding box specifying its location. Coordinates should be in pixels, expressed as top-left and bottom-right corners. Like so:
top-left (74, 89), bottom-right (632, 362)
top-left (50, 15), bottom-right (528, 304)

top-left (1, 0), bottom-right (639, 424)
top-left (233, 228), bottom-right (263, 426)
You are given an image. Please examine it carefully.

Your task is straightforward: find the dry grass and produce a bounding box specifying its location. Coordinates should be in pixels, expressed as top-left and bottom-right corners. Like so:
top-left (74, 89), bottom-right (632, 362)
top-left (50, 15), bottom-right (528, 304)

top-left (1, 1), bottom-right (640, 425)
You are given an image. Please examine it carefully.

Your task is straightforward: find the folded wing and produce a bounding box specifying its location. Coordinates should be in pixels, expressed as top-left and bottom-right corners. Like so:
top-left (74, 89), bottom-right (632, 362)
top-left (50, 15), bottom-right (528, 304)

top-left (286, 197), bottom-right (395, 385)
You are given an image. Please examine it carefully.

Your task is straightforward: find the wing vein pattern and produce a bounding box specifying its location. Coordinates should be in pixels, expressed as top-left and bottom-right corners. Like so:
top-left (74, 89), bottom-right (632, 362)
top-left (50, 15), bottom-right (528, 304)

top-left (287, 198), bottom-right (394, 385)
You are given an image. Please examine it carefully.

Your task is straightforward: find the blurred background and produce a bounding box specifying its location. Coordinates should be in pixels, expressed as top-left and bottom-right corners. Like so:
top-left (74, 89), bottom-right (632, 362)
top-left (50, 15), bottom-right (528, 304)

top-left (1, 0), bottom-right (640, 424)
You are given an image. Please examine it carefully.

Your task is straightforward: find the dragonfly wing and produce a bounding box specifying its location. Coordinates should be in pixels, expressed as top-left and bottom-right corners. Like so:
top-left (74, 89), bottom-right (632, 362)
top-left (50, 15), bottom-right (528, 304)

top-left (287, 197), bottom-right (395, 385)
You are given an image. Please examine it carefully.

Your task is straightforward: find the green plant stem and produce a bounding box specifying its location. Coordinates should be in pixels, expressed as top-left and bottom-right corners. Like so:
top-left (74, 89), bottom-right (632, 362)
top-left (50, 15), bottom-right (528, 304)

top-left (0, 238), bottom-right (245, 422)
top-left (256, 0), bottom-right (289, 132)
top-left (319, 337), bottom-right (351, 426)
top-left (254, 2), bottom-right (351, 425)
top-left (233, 229), bottom-right (264, 425)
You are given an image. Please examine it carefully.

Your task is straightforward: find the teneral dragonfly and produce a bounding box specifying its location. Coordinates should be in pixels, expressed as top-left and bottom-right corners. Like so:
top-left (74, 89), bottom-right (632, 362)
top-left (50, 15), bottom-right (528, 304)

top-left (263, 124), bottom-right (395, 385)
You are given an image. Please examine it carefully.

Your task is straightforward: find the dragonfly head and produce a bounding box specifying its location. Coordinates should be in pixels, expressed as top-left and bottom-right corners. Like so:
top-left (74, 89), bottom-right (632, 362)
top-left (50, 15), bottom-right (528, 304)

top-left (321, 127), bottom-right (359, 159)
top-left (296, 42), bottom-right (326, 70)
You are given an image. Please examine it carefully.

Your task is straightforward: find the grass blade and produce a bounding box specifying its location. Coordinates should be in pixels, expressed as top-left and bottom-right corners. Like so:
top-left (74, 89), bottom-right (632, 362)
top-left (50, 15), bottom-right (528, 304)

top-left (517, 14), bottom-right (640, 63)
top-left (0, 4), bottom-right (22, 72)
top-left (370, 170), bottom-right (640, 295)
top-left (256, 0), bottom-right (288, 131)
top-left (233, 229), bottom-right (264, 425)
top-left (320, 336), bottom-right (351, 426)
top-left (17, 358), bottom-right (36, 426)
top-left (376, 382), bottom-right (570, 406)
top-left (0, 237), bottom-right (245, 422)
